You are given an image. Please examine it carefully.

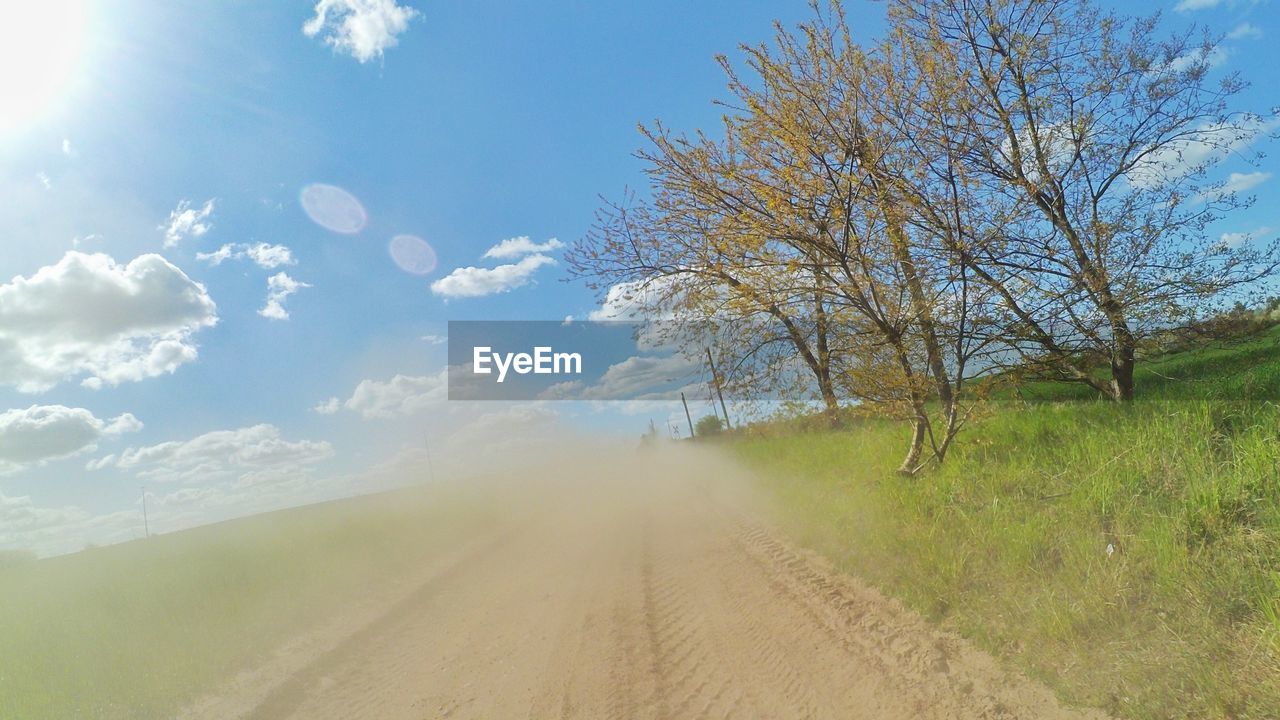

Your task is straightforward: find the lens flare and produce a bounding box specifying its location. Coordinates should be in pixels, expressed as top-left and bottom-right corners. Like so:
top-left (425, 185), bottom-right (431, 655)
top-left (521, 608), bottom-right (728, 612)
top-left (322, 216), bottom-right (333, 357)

top-left (388, 234), bottom-right (438, 275)
top-left (299, 183), bottom-right (367, 234)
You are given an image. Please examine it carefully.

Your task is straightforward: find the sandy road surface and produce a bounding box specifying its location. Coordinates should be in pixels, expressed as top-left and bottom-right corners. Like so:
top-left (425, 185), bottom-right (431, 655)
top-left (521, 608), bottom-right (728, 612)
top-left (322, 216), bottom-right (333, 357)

top-left (186, 450), bottom-right (1107, 720)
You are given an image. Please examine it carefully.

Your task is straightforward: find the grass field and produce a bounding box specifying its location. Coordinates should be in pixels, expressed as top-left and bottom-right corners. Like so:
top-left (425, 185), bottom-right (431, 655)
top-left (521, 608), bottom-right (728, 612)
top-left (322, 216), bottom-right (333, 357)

top-left (0, 483), bottom-right (503, 719)
top-left (736, 325), bottom-right (1280, 719)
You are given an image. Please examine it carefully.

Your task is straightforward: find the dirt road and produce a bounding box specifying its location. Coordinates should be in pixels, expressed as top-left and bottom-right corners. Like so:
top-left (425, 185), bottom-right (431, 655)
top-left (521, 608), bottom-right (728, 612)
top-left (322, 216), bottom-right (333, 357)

top-left (186, 450), bottom-right (1107, 720)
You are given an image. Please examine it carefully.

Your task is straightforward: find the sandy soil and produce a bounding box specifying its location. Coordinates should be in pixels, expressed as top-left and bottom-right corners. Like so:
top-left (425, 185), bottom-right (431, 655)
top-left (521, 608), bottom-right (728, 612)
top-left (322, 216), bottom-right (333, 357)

top-left (184, 449), bottom-right (1109, 720)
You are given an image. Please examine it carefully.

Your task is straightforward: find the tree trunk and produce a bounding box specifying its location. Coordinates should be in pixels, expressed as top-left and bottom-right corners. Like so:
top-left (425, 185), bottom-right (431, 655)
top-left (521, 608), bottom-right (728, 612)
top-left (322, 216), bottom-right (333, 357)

top-left (886, 332), bottom-right (931, 475)
top-left (898, 412), bottom-right (927, 475)
top-left (1110, 343), bottom-right (1135, 402)
top-left (884, 212), bottom-right (958, 462)
top-left (933, 399), bottom-right (960, 462)
top-left (813, 274), bottom-right (840, 428)
top-left (1106, 310), bottom-right (1136, 402)
top-left (819, 373), bottom-right (841, 428)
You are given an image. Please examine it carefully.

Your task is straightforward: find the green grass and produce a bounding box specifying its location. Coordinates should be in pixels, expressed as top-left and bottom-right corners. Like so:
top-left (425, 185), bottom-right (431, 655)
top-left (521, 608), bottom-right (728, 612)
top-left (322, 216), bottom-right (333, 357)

top-left (735, 325), bottom-right (1280, 719)
top-left (0, 484), bottom-right (501, 719)
top-left (1015, 324), bottom-right (1280, 403)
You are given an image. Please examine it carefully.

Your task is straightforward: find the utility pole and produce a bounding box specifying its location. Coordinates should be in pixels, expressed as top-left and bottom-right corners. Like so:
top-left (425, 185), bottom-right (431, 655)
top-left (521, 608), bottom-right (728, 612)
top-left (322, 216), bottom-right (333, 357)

top-left (705, 347), bottom-right (731, 430)
top-left (681, 391), bottom-right (696, 439)
top-left (141, 486), bottom-right (150, 539)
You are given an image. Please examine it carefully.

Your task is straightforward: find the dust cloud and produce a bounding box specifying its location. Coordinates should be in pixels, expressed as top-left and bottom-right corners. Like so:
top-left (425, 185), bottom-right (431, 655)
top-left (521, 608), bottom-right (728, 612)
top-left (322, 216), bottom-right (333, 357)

top-left (174, 437), bottom-right (1108, 720)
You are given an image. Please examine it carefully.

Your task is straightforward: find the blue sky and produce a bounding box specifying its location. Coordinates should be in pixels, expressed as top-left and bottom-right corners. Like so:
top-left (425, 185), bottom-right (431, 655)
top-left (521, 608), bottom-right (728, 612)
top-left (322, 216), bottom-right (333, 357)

top-left (0, 0), bottom-right (1275, 555)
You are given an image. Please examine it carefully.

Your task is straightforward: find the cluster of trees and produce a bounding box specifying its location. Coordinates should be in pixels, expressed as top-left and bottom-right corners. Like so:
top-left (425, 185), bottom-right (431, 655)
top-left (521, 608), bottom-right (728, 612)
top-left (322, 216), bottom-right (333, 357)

top-left (569, 0), bottom-right (1279, 473)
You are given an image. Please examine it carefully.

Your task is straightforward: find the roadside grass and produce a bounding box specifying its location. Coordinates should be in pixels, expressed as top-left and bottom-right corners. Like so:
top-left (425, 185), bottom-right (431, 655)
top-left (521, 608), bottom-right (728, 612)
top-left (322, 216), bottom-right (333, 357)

top-left (1015, 324), bottom-right (1280, 403)
top-left (735, 326), bottom-right (1280, 719)
top-left (0, 484), bottom-right (501, 720)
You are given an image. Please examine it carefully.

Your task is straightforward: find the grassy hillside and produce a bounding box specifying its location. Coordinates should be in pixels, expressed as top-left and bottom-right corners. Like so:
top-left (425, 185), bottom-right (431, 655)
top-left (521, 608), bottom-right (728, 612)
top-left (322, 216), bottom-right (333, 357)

top-left (736, 325), bottom-right (1280, 719)
top-left (0, 484), bottom-right (501, 719)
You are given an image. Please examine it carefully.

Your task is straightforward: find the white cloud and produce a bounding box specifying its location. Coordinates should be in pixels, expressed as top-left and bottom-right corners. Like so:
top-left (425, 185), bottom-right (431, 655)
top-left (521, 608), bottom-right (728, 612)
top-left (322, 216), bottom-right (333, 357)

top-left (85, 454), bottom-right (115, 471)
top-left (61, 138), bottom-right (75, 157)
top-left (430, 254), bottom-right (555, 298)
top-left (482, 236), bottom-right (565, 260)
top-left (36, 172), bottom-right (51, 190)
top-left (590, 281), bottom-right (646, 321)
top-left (0, 251), bottom-right (217, 392)
top-left (343, 370), bottom-right (447, 418)
top-left (588, 276), bottom-right (683, 320)
top-left (1174, 0), bottom-right (1224, 11)
top-left (580, 354), bottom-right (701, 400)
top-left (104, 413), bottom-right (144, 435)
top-left (197, 242), bottom-right (296, 269)
top-left (3, 465), bottom-right (353, 554)
top-left (0, 492), bottom-right (139, 557)
top-left (302, 0), bottom-right (419, 63)
top-left (1175, 0), bottom-right (1266, 13)
top-left (1128, 115), bottom-right (1279, 189)
top-left (604, 398), bottom-right (684, 417)
top-left (313, 397), bottom-right (342, 414)
top-left (1220, 170), bottom-right (1271, 194)
top-left (318, 371), bottom-right (449, 419)
top-left (540, 358), bottom-right (705, 402)
top-left (1227, 22), bottom-right (1263, 40)
top-left (1219, 226), bottom-right (1274, 248)
top-left (159, 199), bottom-right (214, 248)
top-left (421, 334), bottom-right (446, 345)
top-left (259, 272), bottom-right (310, 320)
top-left (1167, 46), bottom-right (1229, 74)
top-left (1196, 170), bottom-right (1273, 203)
top-left (244, 243), bottom-right (295, 269)
top-left (195, 244), bottom-right (233, 265)
top-left (99, 424), bottom-right (333, 484)
top-left (0, 492), bottom-right (85, 533)
top-left (0, 405), bottom-right (142, 471)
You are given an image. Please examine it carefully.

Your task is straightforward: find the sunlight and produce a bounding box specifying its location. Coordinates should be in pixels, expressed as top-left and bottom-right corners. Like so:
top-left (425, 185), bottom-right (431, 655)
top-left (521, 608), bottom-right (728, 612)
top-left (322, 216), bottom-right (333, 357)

top-left (0, 0), bottom-right (87, 133)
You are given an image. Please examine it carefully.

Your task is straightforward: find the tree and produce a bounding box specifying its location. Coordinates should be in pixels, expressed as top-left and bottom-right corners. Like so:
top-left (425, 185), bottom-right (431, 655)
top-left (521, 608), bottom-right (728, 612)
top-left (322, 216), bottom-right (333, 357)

top-left (569, 190), bottom-right (852, 425)
top-left (571, 3), bottom-right (999, 473)
top-left (695, 414), bottom-right (725, 437)
top-left (699, 5), bottom-right (994, 468)
top-left (892, 0), bottom-right (1280, 401)
top-left (573, 0), bottom-right (1279, 472)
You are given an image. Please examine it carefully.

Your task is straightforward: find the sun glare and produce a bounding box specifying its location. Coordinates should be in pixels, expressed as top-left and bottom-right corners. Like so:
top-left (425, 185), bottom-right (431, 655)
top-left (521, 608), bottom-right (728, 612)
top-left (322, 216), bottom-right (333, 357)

top-left (0, 0), bottom-right (87, 133)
